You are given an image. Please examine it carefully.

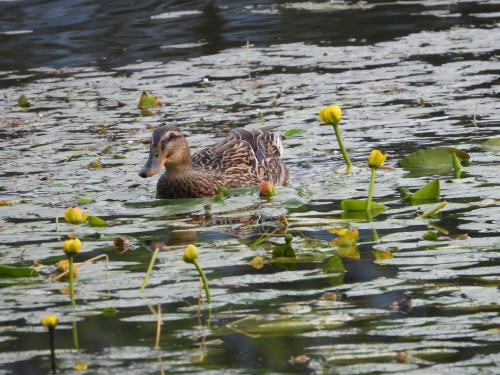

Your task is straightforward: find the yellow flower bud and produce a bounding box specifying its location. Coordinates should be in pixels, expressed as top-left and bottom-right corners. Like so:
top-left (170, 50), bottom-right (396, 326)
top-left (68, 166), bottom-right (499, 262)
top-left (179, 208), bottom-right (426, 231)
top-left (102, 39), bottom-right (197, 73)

top-left (319, 105), bottom-right (342, 125)
top-left (64, 207), bottom-right (89, 224)
top-left (41, 314), bottom-right (58, 328)
top-left (63, 238), bottom-right (81, 255)
top-left (183, 244), bottom-right (198, 263)
top-left (368, 149), bottom-right (388, 169)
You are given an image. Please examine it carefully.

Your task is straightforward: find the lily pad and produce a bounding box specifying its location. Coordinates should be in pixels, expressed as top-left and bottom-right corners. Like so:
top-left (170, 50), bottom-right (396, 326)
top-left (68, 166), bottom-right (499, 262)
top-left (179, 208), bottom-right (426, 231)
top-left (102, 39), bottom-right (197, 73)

top-left (403, 180), bottom-right (440, 202)
top-left (17, 95), bottom-right (30, 108)
top-left (137, 91), bottom-right (161, 109)
top-left (340, 199), bottom-right (386, 212)
top-left (399, 147), bottom-right (469, 170)
top-left (0, 265), bottom-right (39, 277)
top-left (76, 196), bottom-right (96, 205)
top-left (283, 128), bottom-right (307, 138)
top-left (88, 215), bottom-right (109, 227)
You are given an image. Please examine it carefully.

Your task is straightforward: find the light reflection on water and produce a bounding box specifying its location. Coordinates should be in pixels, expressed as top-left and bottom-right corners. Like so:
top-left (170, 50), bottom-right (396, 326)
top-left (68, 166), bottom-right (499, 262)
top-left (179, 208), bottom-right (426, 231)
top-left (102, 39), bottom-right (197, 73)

top-left (0, 0), bottom-right (500, 374)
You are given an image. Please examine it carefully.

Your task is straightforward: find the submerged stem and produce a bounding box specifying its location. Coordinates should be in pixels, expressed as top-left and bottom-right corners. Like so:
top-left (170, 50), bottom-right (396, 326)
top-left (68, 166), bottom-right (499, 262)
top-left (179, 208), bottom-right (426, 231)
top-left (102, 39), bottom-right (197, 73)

top-left (366, 168), bottom-right (376, 212)
top-left (333, 123), bottom-right (352, 174)
top-left (193, 260), bottom-right (211, 304)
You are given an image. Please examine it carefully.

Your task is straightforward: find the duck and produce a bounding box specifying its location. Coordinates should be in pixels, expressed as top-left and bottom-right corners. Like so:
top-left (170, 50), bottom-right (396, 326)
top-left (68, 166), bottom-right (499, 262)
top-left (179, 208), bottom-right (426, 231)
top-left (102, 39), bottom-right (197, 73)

top-left (139, 125), bottom-right (288, 198)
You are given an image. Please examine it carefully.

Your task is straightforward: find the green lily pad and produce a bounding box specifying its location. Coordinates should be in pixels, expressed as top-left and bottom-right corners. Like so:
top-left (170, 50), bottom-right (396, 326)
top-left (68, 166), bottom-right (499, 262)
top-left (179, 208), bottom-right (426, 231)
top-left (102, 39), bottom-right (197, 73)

top-left (340, 199), bottom-right (386, 212)
top-left (76, 196), bottom-right (96, 205)
top-left (137, 91), bottom-right (161, 109)
top-left (0, 265), bottom-right (38, 277)
top-left (399, 147), bottom-right (469, 170)
top-left (88, 215), bottom-right (109, 227)
top-left (283, 129), bottom-right (307, 138)
top-left (404, 180), bottom-right (440, 202)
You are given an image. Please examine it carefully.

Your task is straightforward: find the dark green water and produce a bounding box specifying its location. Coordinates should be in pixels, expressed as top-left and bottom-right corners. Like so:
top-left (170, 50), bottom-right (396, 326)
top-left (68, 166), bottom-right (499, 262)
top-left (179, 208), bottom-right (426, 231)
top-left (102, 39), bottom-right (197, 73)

top-left (0, 1), bottom-right (499, 374)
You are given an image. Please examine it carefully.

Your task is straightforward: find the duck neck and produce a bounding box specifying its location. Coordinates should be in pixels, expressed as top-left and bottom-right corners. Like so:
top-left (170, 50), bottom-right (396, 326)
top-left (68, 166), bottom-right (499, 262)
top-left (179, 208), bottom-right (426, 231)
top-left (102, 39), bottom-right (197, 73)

top-left (165, 148), bottom-right (193, 177)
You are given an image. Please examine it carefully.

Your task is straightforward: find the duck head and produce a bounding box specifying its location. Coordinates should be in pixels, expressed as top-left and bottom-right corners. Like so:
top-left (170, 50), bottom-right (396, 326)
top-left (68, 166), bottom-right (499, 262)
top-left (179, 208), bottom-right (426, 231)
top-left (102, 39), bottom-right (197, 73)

top-left (139, 126), bottom-right (191, 178)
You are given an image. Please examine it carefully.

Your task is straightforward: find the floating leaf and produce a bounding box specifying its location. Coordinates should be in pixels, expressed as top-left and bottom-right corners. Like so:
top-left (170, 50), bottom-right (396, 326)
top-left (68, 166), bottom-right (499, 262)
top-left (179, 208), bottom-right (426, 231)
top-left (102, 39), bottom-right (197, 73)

top-left (88, 160), bottom-right (102, 169)
top-left (249, 256), bottom-right (264, 269)
top-left (88, 215), bottom-right (108, 227)
top-left (137, 91), bottom-right (161, 109)
top-left (17, 95), bottom-right (30, 108)
top-left (76, 196), bottom-right (95, 205)
top-left (373, 249), bottom-right (394, 261)
top-left (399, 147), bottom-right (469, 170)
top-left (404, 180), bottom-right (440, 202)
top-left (453, 153), bottom-right (462, 179)
top-left (0, 200), bottom-right (12, 206)
top-left (422, 231), bottom-right (439, 241)
top-left (0, 265), bottom-right (39, 277)
top-left (340, 199), bottom-right (386, 212)
top-left (283, 129), bottom-right (307, 138)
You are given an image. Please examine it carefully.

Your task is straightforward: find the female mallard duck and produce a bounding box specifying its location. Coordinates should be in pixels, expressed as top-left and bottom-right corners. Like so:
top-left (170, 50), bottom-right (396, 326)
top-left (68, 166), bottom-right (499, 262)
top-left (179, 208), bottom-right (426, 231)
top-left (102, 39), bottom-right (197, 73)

top-left (139, 125), bottom-right (288, 198)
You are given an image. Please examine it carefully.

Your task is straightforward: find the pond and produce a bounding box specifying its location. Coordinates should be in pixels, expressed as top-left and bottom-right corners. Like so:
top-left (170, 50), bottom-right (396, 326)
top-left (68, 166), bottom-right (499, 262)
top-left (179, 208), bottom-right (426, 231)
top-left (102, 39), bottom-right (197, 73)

top-left (1, 1), bottom-right (499, 374)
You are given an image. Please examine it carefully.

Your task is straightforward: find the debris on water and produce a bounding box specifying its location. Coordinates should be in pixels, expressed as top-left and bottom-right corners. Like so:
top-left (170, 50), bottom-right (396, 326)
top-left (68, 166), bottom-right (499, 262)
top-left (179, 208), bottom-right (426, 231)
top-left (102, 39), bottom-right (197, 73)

top-left (390, 295), bottom-right (412, 314)
top-left (289, 354), bottom-right (311, 366)
top-left (114, 236), bottom-right (130, 254)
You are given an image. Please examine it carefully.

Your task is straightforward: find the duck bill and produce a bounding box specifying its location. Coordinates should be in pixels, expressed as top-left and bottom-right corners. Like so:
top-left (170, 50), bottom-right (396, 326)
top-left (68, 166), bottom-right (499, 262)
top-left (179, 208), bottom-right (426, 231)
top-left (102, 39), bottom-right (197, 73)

top-left (139, 153), bottom-right (164, 178)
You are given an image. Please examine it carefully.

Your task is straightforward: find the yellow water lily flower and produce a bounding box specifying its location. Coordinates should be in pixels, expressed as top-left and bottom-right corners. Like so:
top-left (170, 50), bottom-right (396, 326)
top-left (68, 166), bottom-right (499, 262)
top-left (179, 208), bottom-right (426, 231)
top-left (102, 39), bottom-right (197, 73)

top-left (63, 238), bottom-right (81, 255)
top-left (64, 207), bottom-right (89, 224)
top-left (368, 149), bottom-right (388, 169)
top-left (259, 181), bottom-right (277, 197)
top-left (183, 244), bottom-right (199, 263)
top-left (373, 249), bottom-right (394, 260)
top-left (319, 105), bottom-right (342, 125)
top-left (336, 246), bottom-right (360, 259)
top-left (41, 314), bottom-right (59, 328)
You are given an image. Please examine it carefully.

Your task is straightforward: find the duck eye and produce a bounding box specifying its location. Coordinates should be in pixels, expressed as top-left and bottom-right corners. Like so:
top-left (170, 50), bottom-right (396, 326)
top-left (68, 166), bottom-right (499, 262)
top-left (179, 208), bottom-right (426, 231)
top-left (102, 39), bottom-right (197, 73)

top-left (168, 133), bottom-right (176, 140)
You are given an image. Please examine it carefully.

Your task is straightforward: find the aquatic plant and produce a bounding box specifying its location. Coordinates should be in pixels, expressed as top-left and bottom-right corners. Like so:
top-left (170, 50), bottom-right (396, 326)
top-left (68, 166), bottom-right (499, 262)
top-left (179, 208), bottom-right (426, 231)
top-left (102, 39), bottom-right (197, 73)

top-left (319, 104), bottom-right (352, 173)
top-left (62, 237), bottom-right (81, 305)
top-left (41, 314), bottom-right (58, 373)
top-left (183, 244), bottom-right (211, 304)
top-left (64, 207), bottom-right (89, 225)
top-left (366, 149), bottom-right (387, 212)
top-left (259, 180), bottom-right (277, 197)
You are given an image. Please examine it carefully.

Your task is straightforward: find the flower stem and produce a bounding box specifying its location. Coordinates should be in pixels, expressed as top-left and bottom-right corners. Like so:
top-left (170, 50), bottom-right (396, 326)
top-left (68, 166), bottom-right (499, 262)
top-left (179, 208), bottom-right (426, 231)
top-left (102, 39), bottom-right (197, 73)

top-left (193, 260), bottom-right (211, 304)
top-left (366, 167), bottom-right (376, 212)
top-left (72, 321), bottom-right (79, 350)
top-left (48, 327), bottom-right (56, 374)
top-left (333, 123), bottom-right (352, 174)
top-left (141, 247), bottom-right (160, 291)
top-left (67, 255), bottom-right (75, 306)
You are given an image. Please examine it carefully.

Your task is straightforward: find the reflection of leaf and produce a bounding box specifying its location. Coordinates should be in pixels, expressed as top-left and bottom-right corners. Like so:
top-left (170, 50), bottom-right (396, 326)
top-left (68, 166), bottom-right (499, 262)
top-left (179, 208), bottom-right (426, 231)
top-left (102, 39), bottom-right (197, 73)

top-left (341, 199), bottom-right (386, 212)
top-left (283, 129), bottom-right (307, 138)
top-left (88, 216), bottom-right (109, 227)
top-left (399, 147), bottom-right (469, 170)
top-left (0, 265), bottom-right (38, 277)
top-left (322, 256), bottom-right (345, 274)
top-left (404, 180), bottom-right (440, 202)
top-left (336, 246), bottom-right (360, 259)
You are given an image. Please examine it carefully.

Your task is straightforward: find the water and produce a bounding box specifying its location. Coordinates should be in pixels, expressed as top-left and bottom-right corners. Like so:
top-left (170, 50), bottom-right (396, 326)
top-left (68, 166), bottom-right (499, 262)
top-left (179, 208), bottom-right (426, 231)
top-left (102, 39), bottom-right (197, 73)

top-left (1, 1), bottom-right (500, 374)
